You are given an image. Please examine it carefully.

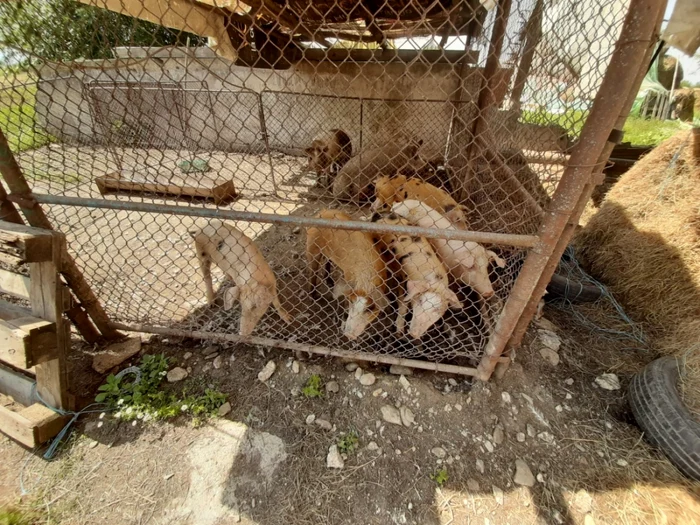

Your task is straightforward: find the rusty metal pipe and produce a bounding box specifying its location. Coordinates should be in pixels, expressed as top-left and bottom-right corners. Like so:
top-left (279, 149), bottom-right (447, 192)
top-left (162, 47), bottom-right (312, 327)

top-left (475, 0), bottom-right (667, 381)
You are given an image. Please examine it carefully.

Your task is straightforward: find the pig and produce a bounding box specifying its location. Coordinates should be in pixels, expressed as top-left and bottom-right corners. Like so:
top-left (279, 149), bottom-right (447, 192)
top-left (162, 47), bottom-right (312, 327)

top-left (189, 220), bottom-right (292, 336)
top-left (304, 128), bottom-right (352, 189)
top-left (372, 213), bottom-right (462, 339)
top-left (372, 174), bottom-right (468, 227)
top-left (306, 209), bottom-right (389, 340)
top-left (332, 138), bottom-right (423, 202)
top-left (390, 199), bottom-right (505, 298)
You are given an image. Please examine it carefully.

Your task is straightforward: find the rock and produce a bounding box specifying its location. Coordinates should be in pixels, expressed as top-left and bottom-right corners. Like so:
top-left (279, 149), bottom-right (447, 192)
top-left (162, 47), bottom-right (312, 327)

top-left (372, 388), bottom-right (383, 397)
top-left (466, 479), bottom-right (480, 492)
top-left (476, 459), bottom-right (485, 474)
top-left (516, 432), bottom-right (526, 443)
top-left (204, 353), bottom-right (219, 360)
top-left (455, 404), bottom-right (463, 411)
top-left (315, 419), bottom-right (332, 431)
top-left (501, 392), bottom-right (512, 404)
top-left (572, 490), bottom-right (593, 514)
top-left (448, 378), bottom-right (457, 387)
top-left (354, 367), bottom-right (364, 380)
top-left (431, 447), bottom-right (447, 459)
top-left (539, 348), bottom-right (560, 367)
top-left (345, 363), bottom-right (359, 372)
top-left (381, 406), bottom-right (403, 426)
top-left (537, 473), bottom-right (545, 483)
top-left (565, 378), bottom-right (574, 386)
top-left (536, 317), bottom-right (557, 332)
top-left (595, 373), bottom-right (621, 391)
top-left (389, 365), bottom-right (413, 376)
top-left (367, 441), bottom-right (379, 451)
top-left (167, 367), bottom-right (188, 383)
top-left (88, 440), bottom-right (98, 449)
top-left (217, 402), bottom-right (231, 417)
top-left (92, 338), bottom-right (142, 374)
top-left (326, 381), bottom-right (339, 393)
top-left (292, 361), bottom-right (300, 374)
top-left (492, 485), bottom-right (504, 505)
top-left (484, 441), bottom-right (494, 453)
top-left (399, 375), bottom-right (411, 392)
top-left (513, 459), bottom-right (535, 487)
top-left (326, 445), bottom-right (344, 469)
top-left (292, 226), bottom-right (301, 234)
top-left (258, 361), bottom-right (276, 382)
top-left (538, 432), bottom-right (555, 444)
top-left (183, 352), bottom-right (193, 360)
top-left (400, 406), bottom-right (415, 427)
top-left (203, 345), bottom-right (219, 356)
top-left (360, 373), bottom-right (376, 386)
top-left (616, 459), bottom-right (628, 467)
top-left (305, 414), bottom-right (316, 425)
top-left (492, 425), bottom-right (505, 445)
top-left (538, 329), bottom-right (561, 352)
top-left (527, 424), bottom-right (536, 438)
top-left (213, 356), bottom-right (223, 370)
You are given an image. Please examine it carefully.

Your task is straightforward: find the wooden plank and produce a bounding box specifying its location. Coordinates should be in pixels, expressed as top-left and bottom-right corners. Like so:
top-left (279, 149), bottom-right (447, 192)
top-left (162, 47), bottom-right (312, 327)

top-left (0, 361), bottom-right (34, 406)
top-left (0, 403), bottom-right (65, 447)
top-left (0, 404), bottom-right (35, 447)
top-left (0, 315), bottom-right (57, 369)
top-left (0, 268), bottom-right (30, 300)
top-left (0, 299), bottom-right (32, 321)
top-left (0, 220), bottom-right (55, 263)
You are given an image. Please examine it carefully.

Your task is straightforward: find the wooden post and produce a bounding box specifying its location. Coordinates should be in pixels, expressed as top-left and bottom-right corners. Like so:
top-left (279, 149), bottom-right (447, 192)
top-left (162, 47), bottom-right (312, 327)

top-left (0, 128), bottom-right (122, 341)
top-left (509, 0), bottom-right (544, 112)
top-left (0, 183), bottom-right (24, 225)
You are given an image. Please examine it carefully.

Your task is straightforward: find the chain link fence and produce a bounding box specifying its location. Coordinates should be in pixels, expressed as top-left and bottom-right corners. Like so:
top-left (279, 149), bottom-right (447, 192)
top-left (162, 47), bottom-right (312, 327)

top-left (0, 0), bottom-right (645, 376)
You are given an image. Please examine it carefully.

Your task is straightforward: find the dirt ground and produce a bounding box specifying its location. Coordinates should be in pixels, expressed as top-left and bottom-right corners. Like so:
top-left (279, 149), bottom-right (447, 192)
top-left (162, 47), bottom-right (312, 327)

top-left (1, 304), bottom-right (699, 525)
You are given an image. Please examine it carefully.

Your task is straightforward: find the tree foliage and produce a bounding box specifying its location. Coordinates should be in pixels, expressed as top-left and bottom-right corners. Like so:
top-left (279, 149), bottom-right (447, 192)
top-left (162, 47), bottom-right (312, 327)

top-left (0, 0), bottom-right (206, 63)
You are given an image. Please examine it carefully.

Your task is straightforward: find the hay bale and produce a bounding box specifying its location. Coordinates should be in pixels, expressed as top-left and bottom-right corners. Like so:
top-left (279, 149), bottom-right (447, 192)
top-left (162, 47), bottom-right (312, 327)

top-left (574, 130), bottom-right (700, 409)
top-left (658, 55), bottom-right (684, 91)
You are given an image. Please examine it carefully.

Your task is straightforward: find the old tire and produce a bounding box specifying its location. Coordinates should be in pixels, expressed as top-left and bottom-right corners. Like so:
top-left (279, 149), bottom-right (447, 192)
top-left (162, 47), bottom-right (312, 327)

top-left (546, 273), bottom-right (603, 303)
top-left (628, 357), bottom-right (700, 481)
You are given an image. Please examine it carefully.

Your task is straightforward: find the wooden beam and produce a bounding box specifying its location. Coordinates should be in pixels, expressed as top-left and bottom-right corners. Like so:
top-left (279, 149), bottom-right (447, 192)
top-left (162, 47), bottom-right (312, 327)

top-left (0, 220), bottom-right (55, 263)
top-left (0, 314), bottom-right (57, 369)
top-left (241, 0), bottom-right (331, 47)
top-left (0, 362), bottom-right (34, 406)
top-left (77, 0), bottom-right (238, 61)
top-left (0, 268), bottom-right (30, 300)
top-left (0, 402), bottom-right (65, 448)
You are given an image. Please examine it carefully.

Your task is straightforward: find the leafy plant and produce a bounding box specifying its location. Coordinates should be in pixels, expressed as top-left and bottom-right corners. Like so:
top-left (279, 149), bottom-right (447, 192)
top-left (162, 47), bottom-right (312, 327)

top-left (430, 468), bottom-right (449, 487)
top-left (0, 507), bottom-right (39, 525)
top-left (302, 374), bottom-right (324, 398)
top-left (337, 431), bottom-right (359, 454)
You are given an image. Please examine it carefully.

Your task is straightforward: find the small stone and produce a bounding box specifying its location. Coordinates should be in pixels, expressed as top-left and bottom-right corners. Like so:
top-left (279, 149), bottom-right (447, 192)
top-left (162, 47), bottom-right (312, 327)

top-left (372, 388), bottom-right (383, 397)
top-left (258, 360), bottom-right (276, 382)
top-left (326, 381), bottom-right (339, 393)
top-left (400, 406), bottom-right (415, 427)
top-left (164, 473), bottom-right (174, 481)
top-left (354, 367), bottom-right (364, 380)
top-left (492, 425), bottom-right (505, 445)
top-left (399, 375), bottom-right (411, 392)
top-left (327, 445), bottom-right (344, 469)
top-left (484, 441), bottom-right (494, 453)
top-left (455, 404), bottom-right (463, 411)
top-left (88, 440), bottom-right (98, 449)
top-left (431, 447), bottom-right (447, 459)
top-left (306, 414), bottom-right (316, 425)
top-left (564, 378), bottom-right (574, 385)
top-left (539, 348), bottom-right (560, 367)
top-left (183, 352), bottom-right (193, 360)
top-left (390, 365), bottom-right (413, 376)
top-left (381, 405), bottom-right (403, 426)
top-left (537, 473), bottom-right (545, 483)
top-left (501, 392), bottom-right (512, 403)
top-left (92, 338), bottom-right (141, 374)
top-left (555, 405), bottom-right (563, 413)
top-left (345, 363), bottom-right (359, 372)
top-left (367, 441), bottom-right (379, 451)
top-left (213, 355), bottom-right (223, 369)
top-left (203, 345), bottom-right (219, 356)
top-left (292, 226), bottom-right (301, 234)
top-left (217, 402), bottom-right (231, 417)
top-left (448, 378), bottom-right (458, 386)
top-left (513, 459), bottom-right (535, 487)
top-left (292, 361), bottom-right (300, 374)
top-left (565, 393), bottom-right (572, 400)
top-left (204, 352), bottom-right (219, 360)
top-left (527, 424), bottom-right (536, 437)
top-left (466, 479), bottom-right (480, 492)
top-left (360, 373), bottom-right (376, 386)
top-left (476, 458), bottom-right (485, 474)
top-left (538, 432), bottom-right (554, 444)
top-left (616, 459), bottom-right (628, 467)
top-left (516, 432), bottom-right (526, 443)
top-left (492, 485), bottom-right (504, 505)
top-left (538, 329), bottom-right (561, 352)
top-left (315, 419), bottom-right (332, 431)
top-left (572, 490), bottom-right (593, 514)
top-left (595, 373), bottom-right (621, 391)
top-left (167, 367), bottom-right (188, 383)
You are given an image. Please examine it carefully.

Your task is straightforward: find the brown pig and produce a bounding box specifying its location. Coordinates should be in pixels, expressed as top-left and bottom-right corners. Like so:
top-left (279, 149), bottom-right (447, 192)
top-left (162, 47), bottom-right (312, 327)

top-left (306, 210), bottom-right (388, 340)
top-left (190, 220), bottom-right (292, 336)
top-left (390, 200), bottom-right (505, 298)
top-left (332, 138), bottom-right (423, 202)
top-left (372, 213), bottom-right (462, 338)
top-left (304, 128), bottom-right (352, 188)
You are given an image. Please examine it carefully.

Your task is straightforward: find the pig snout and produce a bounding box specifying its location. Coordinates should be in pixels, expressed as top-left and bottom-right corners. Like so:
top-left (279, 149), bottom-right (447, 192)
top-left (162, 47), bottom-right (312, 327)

top-left (343, 296), bottom-right (372, 340)
top-left (409, 291), bottom-right (446, 339)
top-left (238, 290), bottom-right (273, 336)
top-left (466, 269), bottom-right (495, 298)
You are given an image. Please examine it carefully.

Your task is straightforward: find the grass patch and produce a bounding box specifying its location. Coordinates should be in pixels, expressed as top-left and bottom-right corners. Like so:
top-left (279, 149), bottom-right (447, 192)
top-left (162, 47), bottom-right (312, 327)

top-left (0, 507), bottom-right (41, 525)
top-left (430, 467), bottom-right (449, 487)
top-left (621, 115), bottom-right (688, 147)
top-left (337, 431), bottom-right (359, 454)
top-left (96, 353), bottom-right (227, 422)
top-left (302, 374), bottom-right (324, 398)
top-left (520, 109), bottom-right (588, 137)
top-left (0, 72), bottom-right (53, 153)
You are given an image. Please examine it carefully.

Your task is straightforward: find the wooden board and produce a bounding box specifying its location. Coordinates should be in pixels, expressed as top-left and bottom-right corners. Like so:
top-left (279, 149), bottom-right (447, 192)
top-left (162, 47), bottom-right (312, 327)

top-left (0, 361), bottom-right (35, 406)
top-left (95, 170), bottom-right (238, 205)
top-left (0, 220), bottom-right (55, 263)
top-left (0, 268), bottom-right (30, 300)
top-left (0, 402), bottom-right (65, 448)
top-left (0, 302), bottom-right (57, 368)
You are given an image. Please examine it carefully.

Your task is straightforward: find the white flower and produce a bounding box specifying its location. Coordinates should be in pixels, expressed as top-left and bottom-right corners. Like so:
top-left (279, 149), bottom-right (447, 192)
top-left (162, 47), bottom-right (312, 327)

top-left (125, 407), bottom-right (133, 415)
top-left (114, 411), bottom-right (122, 419)
top-left (160, 371), bottom-right (167, 377)
top-left (181, 405), bottom-right (189, 412)
top-left (117, 399), bottom-right (124, 406)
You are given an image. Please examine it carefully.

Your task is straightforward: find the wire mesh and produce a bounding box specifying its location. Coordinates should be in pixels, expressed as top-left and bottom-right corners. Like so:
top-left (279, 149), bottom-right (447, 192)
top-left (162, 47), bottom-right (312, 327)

top-left (0, 0), bottom-right (633, 368)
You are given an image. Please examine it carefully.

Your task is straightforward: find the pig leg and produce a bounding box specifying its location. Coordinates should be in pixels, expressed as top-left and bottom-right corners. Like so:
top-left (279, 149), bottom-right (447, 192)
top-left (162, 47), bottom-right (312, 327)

top-left (223, 286), bottom-right (240, 310)
top-left (396, 296), bottom-right (409, 335)
top-left (195, 242), bottom-right (215, 303)
top-left (273, 293), bottom-right (293, 324)
top-left (306, 230), bottom-right (322, 296)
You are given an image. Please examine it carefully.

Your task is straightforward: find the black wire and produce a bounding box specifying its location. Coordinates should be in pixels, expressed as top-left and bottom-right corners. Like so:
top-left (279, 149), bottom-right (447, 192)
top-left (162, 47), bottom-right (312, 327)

top-left (647, 39), bottom-right (665, 74)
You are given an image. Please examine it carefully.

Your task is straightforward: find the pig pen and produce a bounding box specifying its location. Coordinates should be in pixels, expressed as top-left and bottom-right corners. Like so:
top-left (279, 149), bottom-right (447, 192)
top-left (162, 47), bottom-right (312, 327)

top-left (0, 0), bottom-right (665, 380)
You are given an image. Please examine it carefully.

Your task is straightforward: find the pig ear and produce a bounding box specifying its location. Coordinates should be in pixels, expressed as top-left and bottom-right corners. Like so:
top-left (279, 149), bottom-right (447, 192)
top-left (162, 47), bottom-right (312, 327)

top-left (405, 280), bottom-right (430, 301)
top-left (488, 250), bottom-right (506, 268)
top-left (445, 289), bottom-right (463, 309)
top-left (304, 146), bottom-right (314, 155)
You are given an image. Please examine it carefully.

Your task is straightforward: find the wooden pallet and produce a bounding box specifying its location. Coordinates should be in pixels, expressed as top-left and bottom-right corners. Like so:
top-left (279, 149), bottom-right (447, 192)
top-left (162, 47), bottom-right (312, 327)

top-left (0, 221), bottom-right (69, 448)
top-left (95, 170), bottom-right (238, 205)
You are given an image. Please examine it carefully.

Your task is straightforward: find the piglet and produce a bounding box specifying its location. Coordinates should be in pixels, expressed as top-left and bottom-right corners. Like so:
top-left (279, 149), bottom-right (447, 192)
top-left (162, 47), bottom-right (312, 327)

top-left (189, 220), bottom-right (292, 336)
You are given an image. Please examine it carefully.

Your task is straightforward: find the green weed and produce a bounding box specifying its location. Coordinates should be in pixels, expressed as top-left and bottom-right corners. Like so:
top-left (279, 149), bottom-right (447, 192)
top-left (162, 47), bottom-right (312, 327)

top-left (0, 80), bottom-right (53, 153)
top-left (430, 467), bottom-right (449, 487)
top-left (337, 431), bottom-right (359, 454)
top-left (622, 115), bottom-right (688, 146)
top-left (0, 507), bottom-right (40, 525)
top-left (302, 374), bottom-right (324, 398)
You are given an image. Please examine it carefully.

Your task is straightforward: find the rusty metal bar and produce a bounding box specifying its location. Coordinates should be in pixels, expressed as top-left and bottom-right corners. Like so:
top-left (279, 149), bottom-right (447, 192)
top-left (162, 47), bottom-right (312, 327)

top-left (503, 0), bottom-right (668, 356)
top-left (475, 0), bottom-right (667, 381)
top-left (31, 194), bottom-right (540, 248)
top-left (110, 322), bottom-right (480, 377)
top-left (0, 129), bottom-right (122, 341)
